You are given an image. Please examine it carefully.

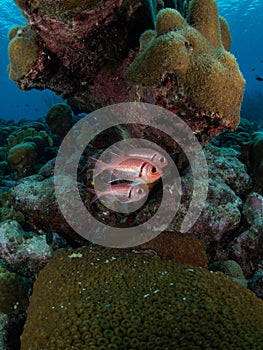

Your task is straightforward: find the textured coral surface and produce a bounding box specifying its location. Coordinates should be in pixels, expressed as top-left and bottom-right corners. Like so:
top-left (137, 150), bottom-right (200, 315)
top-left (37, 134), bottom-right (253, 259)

top-left (20, 247), bottom-right (263, 350)
top-left (8, 0), bottom-right (245, 141)
top-left (126, 5), bottom-right (245, 128)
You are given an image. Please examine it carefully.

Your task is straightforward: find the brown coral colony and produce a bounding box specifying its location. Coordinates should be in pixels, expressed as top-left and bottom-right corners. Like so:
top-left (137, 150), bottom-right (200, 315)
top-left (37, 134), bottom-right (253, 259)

top-left (5, 0), bottom-right (259, 349)
top-left (8, 0), bottom-right (245, 141)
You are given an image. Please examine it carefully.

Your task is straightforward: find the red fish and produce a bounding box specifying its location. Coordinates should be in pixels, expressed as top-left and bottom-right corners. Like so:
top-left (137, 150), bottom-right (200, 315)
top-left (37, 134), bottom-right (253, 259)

top-left (109, 145), bottom-right (168, 169)
top-left (90, 157), bottom-right (163, 184)
top-left (87, 183), bottom-right (148, 204)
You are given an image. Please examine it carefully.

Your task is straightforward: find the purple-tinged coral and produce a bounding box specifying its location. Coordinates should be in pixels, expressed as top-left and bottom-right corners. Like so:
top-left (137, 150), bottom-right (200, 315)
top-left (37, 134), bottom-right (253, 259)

top-left (8, 0), bottom-right (245, 144)
top-left (0, 220), bottom-right (52, 277)
top-left (11, 175), bottom-right (89, 243)
top-left (248, 261), bottom-right (263, 299)
top-left (10, 0), bottom-right (152, 100)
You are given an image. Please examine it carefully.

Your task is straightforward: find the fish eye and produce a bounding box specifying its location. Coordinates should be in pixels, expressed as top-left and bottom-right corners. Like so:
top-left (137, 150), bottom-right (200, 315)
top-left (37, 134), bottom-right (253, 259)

top-left (151, 166), bottom-right (157, 173)
top-left (137, 188), bottom-right (143, 195)
top-left (159, 156), bottom-right (165, 163)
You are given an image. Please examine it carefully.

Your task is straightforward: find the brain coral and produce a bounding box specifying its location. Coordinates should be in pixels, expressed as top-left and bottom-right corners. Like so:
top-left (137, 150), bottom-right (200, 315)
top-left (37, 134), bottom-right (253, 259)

top-left (21, 247), bottom-right (263, 349)
top-left (126, 3), bottom-right (245, 127)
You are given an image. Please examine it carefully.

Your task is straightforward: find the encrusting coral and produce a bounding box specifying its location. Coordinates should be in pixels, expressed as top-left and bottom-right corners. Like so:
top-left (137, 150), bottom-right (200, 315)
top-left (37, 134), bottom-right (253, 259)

top-left (20, 247), bottom-right (263, 349)
top-left (45, 103), bottom-right (73, 138)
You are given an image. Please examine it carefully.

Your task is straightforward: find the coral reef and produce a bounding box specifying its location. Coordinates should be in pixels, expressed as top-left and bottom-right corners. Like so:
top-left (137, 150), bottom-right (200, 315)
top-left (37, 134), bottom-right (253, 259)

top-left (5, 128), bottom-right (53, 150)
top-left (8, 0), bottom-right (244, 143)
top-left (209, 260), bottom-right (247, 287)
top-left (126, 6), bottom-right (245, 128)
top-left (10, 175), bottom-right (87, 244)
top-left (8, 141), bottom-right (259, 280)
top-left (219, 16), bottom-right (231, 51)
top-left (20, 247), bottom-right (263, 349)
top-left (134, 143), bottom-right (251, 243)
top-left (0, 265), bottom-right (29, 315)
top-left (136, 231), bottom-right (208, 268)
top-left (4, 128), bottom-right (54, 177)
top-left (7, 24), bottom-right (38, 82)
top-left (45, 103), bottom-right (73, 138)
top-left (37, 158), bottom-right (56, 178)
top-left (0, 314), bottom-right (8, 350)
top-left (9, 0), bottom-right (153, 104)
top-left (7, 142), bottom-right (36, 177)
top-left (0, 220), bottom-right (53, 278)
top-left (220, 192), bottom-right (263, 277)
top-left (248, 261), bottom-right (263, 299)
top-left (242, 132), bottom-right (263, 194)
top-left (0, 263), bottom-right (29, 350)
top-left (0, 190), bottom-right (25, 223)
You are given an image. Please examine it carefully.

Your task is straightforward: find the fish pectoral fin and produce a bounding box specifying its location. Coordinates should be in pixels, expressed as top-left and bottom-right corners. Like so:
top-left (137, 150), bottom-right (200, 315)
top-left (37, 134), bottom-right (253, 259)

top-left (101, 196), bottom-right (115, 204)
top-left (86, 187), bottom-right (99, 204)
top-left (130, 178), bottom-right (145, 186)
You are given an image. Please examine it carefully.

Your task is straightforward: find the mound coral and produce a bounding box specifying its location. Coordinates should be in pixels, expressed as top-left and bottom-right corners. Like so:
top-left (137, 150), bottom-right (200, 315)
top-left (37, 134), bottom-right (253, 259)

top-left (4, 128), bottom-right (53, 177)
top-left (126, 5), bottom-right (245, 127)
top-left (20, 247), bottom-right (263, 349)
top-left (5, 128), bottom-right (53, 150)
top-left (7, 24), bottom-right (38, 82)
top-left (45, 103), bottom-right (73, 138)
top-left (8, 0), bottom-right (244, 142)
top-left (7, 142), bottom-right (36, 177)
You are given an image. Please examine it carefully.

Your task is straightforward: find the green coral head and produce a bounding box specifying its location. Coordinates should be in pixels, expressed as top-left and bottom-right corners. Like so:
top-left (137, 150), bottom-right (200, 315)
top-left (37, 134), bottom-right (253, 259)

top-left (156, 8), bottom-right (186, 36)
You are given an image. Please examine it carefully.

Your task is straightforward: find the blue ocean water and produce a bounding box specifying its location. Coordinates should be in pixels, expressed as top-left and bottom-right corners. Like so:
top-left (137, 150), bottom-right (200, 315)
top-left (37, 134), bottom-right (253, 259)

top-left (0, 0), bottom-right (262, 121)
top-left (0, 0), bottom-right (63, 121)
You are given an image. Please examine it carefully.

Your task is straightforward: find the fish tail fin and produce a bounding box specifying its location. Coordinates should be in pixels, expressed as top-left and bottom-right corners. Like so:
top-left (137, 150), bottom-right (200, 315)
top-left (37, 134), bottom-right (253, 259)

top-left (89, 157), bottom-right (108, 177)
top-left (86, 187), bottom-right (99, 204)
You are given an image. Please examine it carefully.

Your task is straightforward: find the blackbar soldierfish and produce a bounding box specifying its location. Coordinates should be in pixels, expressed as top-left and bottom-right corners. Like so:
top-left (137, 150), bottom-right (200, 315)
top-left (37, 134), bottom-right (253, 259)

top-left (109, 145), bottom-right (168, 169)
top-left (87, 183), bottom-right (148, 204)
top-left (90, 157), bottom-right (163, 184)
